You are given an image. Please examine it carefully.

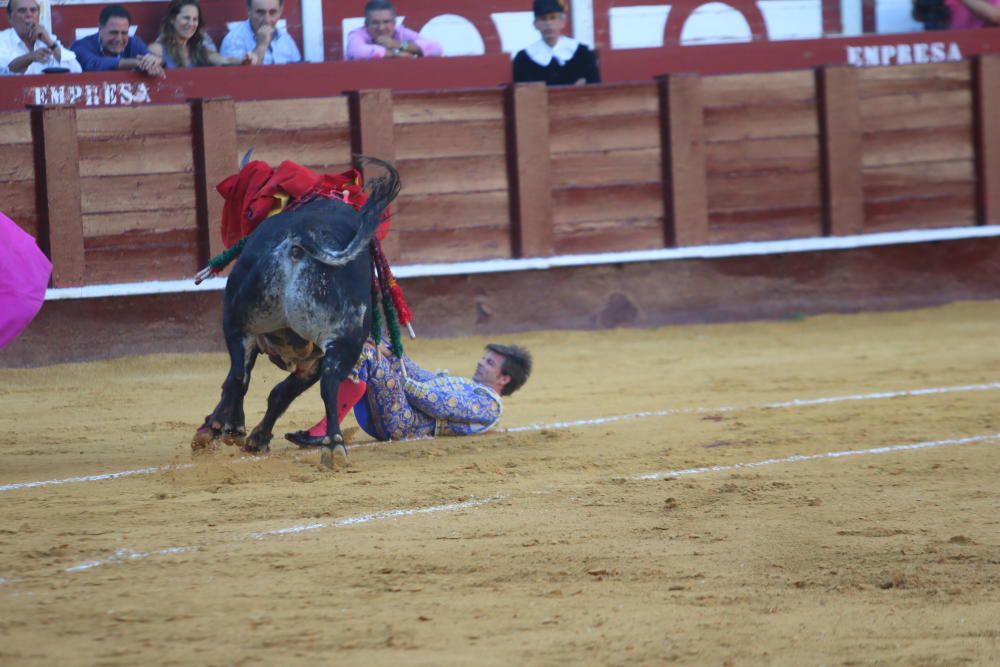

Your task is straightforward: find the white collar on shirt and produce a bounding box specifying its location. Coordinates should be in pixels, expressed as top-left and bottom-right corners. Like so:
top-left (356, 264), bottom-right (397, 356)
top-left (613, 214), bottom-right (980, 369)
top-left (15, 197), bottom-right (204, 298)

top-left (524, 35), bottom-right (579, 67)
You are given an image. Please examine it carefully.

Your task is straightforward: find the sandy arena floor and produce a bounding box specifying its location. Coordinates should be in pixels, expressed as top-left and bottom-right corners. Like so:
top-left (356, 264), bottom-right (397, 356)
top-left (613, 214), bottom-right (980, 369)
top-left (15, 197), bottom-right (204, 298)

top-left (1, 301), bottom-right (999, 666)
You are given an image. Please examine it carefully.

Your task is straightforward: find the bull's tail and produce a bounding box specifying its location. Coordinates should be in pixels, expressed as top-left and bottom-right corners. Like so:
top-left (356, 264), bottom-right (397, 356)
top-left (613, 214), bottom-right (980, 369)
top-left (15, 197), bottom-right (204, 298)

top-left (296, 156), bottom-right (401, 268)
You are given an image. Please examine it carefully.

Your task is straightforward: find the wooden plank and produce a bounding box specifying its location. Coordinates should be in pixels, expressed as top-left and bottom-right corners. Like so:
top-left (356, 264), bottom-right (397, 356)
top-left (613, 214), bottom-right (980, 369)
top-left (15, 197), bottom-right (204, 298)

top-left (553, 183), bottom-right (663, 225)
top-left (859, 90), bottom-right (973, 131)
top-left (549, 112), bottom-right (659, 154)
top-left (817, 66), bottom-right (864, 236)
top-left (702, 71), bottom-right (817, 106)
top-left (192, 98), bottom-right (237, 264)
top-left (553, 218), bottom-right (663, 255)
top-left (0, 186), bottom-right (38, 237)
top-left (548, 83), bottom-right (659, 119)
top-left (83, 228), bottom-right (200, 284)
top-left (659, 74), bottom-right (708, 247)
top-left (974, 54), bottom-right (1000, 227)
top-left (235, 97), bottom-right (351, 132)
top-left (0, 143), bottom-right (35, 182)
top-left (861, 126), bottom-right (974, 168)
top-left (505, 83), bottom-right (552, 258)
top-left (76, 104), bottom-right (191, 137)
top-left (551, 147), bottom-right (661, 189)
top-left (864, 192), bottom-right (976, 231)
top-left (0, 111), bottom-right (32, 144)
top-left (79, 172), bottom-right (197, 216)
top-left (393, 90), bottom-right (505, 124)
top-left (78, 134), bottom-right (193, 177)
top-left (31, 106), bottom-right (84, 287)
top-left (707, 170), bottom-right (822, 211)
top-left (396, 191), bottom-right (509, 230)
top-left (863, 160), bottom-right (975, 200)
top-left (82, 208), bottom-right (197, 237)
top-left (236, 129), bottom-right (353, 169)
top-left (396, 155), bottom-right (508, 195)
top-left (349, 89), bottom-right (398, 259)
top-left (394, 119), bottom-right (507, 160)
top-left (705, 136), bottom-right (819, 176)
top-left (398, 227), bottom-right (510, 263)
top-left (858, 62), bottom-right (970, 97)
top-left (707, 210), bottom-right (821, 244)
top-left (703, 100), bottom-right (818, 142)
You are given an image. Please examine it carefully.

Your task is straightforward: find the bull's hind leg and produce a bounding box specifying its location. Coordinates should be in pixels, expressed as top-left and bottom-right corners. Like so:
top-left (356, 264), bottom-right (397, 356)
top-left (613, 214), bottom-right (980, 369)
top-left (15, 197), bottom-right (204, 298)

top-left (245, 368), bottom-right (321, 453)
top-left (192, 334), bottom-right (258, 452)
top-left (310, 339), bottom-right (365, 467)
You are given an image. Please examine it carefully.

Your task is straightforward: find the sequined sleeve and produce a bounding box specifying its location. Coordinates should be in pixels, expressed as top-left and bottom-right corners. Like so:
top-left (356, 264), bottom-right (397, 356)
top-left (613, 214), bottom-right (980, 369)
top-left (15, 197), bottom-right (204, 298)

top-left (400, 354), bottom-right (437, 382)
top-left (403, 375), bottom-right (502, 425)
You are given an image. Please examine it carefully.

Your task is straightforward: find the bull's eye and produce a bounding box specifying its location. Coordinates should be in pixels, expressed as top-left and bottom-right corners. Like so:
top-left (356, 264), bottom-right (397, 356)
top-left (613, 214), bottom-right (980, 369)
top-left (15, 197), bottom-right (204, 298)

top-left (290, 245), bottom-right (305, 260)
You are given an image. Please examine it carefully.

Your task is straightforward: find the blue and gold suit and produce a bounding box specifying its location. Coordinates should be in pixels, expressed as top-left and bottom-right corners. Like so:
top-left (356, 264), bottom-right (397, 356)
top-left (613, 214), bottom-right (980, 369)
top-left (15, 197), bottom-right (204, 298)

top-left (352, 343), bottom-right (503, 441)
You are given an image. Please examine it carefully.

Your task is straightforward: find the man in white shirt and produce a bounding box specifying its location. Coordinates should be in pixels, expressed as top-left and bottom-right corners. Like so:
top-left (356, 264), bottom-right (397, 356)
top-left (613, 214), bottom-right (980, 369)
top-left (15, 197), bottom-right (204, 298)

top-left (220, 0), bottom-right (301, 65)
top-left (0, 0), bottom-right (82, 75)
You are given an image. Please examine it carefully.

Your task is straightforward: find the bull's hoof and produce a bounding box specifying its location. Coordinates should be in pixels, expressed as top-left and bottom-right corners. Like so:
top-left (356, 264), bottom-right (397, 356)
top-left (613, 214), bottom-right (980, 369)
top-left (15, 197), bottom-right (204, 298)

top-left (191, 426), bottom-right (217, 452)
top-left (284, 431), bottom-right (344, 449)
top-left (320, 444), bottom-right (348, 470)
top-left (244, 430), bottom-right (273, 454)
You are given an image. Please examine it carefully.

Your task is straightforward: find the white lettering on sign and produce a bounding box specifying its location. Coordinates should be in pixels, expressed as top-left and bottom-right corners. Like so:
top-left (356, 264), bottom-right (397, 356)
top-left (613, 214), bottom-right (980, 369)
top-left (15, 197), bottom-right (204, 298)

top-left (29, 82), bottom-right (151, 108)
top-left (845, 41), bottom-right (963, 68)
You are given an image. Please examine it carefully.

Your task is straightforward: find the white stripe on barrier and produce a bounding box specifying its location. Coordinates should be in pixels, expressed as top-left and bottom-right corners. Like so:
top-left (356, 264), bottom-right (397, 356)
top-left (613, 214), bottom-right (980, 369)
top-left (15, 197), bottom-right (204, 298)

top-left (45, 225), bottom-right (1000, 301)
top-left (633, 433), bottom-right (1000, 481)
top-left (4, 381), bottom-right (1000, 494)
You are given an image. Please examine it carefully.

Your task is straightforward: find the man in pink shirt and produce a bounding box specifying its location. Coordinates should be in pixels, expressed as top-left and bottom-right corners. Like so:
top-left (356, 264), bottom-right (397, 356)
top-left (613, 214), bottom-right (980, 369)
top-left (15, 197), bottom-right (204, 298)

top-left (946, 0), bottom-right (1000, 28)
top-left (345, 0), bottom-right (442, 60)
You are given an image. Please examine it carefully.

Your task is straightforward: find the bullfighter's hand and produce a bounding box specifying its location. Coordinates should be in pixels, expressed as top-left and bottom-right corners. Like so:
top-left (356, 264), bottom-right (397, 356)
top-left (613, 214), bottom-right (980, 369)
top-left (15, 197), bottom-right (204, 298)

top-left (242, 51), bottom-right (260, 65)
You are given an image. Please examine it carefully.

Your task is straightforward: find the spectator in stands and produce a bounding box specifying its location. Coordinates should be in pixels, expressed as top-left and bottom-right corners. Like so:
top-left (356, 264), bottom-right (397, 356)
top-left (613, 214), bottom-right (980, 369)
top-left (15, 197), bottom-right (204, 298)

top-left (71, 5), bottom-right (164, 76)
top-left (947, 0), bottom-right (1000, 27)
top-left (0, 0), bottom-right (82, 74)
top-left (221, 0), bottom-right (301, 65)
top-left (513, 0), bottom-right (600, 86)
top-left (345, 0), bottom-right (442, 60)
top-left (148, 0), bottom-right (258, 68)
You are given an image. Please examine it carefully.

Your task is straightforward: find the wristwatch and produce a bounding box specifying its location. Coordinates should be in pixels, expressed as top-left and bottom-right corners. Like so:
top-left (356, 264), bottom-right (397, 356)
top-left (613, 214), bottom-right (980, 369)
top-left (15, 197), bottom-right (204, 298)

top-left (400, 41), bottom-right (410, 52)
top-left (391, 47), bottom-right (400, 56)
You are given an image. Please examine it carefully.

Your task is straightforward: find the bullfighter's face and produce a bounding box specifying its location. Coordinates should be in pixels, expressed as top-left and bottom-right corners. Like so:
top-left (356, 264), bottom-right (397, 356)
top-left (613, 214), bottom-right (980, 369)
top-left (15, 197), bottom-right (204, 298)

top-left (365, 9), bottom-right (396, 41)
top-left (473, 350), bottom-right (511, 393)
top-left (99, 17), bottom-right (131, 55)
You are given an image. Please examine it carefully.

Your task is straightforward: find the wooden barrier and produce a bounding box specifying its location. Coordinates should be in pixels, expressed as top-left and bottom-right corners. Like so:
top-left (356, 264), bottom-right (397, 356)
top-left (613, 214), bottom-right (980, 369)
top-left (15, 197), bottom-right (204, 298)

top-left (8, 54), bottom-right (1000, 288)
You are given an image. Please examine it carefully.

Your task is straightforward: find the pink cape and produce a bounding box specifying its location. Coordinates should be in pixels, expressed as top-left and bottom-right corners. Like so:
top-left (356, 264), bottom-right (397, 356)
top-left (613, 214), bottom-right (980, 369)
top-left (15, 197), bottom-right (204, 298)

top-left (0, 211), bottom-right (52, 349)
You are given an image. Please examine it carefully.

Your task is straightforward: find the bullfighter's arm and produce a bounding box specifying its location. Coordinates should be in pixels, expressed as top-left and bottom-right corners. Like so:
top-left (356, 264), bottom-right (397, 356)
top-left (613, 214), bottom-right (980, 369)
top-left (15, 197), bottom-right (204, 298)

top-left (403, 375), bottom-right (502, 425)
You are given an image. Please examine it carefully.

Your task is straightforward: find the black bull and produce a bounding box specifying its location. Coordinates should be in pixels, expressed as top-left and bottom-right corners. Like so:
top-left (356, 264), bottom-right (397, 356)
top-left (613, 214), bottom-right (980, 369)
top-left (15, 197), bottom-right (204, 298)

top-left (192, 158), bottom-right (401, 457)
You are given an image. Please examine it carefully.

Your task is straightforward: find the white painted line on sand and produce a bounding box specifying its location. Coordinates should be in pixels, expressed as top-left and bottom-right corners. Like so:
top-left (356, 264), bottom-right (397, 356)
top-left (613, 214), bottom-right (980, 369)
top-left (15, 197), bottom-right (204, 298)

top-left (633, 433), bottom-right (1000, 481)
top-left (45, 225), bottom-right (1000, 301)
top-left (62, 496), bottom-right (502, 574)
top-left (0, 465), bottom-right (193, 492)
top-left (4, 381), bottom-right (1000, 494)
top-left (505, 382), bottom-right (1000, 433)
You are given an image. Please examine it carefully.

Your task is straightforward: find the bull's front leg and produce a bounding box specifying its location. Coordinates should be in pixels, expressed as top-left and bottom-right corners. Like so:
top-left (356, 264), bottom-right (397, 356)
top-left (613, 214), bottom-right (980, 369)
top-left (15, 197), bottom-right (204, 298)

top-left (192, 333), bottom-right (258, 452)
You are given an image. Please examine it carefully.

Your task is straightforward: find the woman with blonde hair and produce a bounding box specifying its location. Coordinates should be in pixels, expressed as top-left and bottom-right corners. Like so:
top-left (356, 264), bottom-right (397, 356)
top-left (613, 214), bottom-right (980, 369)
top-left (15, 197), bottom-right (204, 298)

top-left (149, 0), bottom-right (257, 68)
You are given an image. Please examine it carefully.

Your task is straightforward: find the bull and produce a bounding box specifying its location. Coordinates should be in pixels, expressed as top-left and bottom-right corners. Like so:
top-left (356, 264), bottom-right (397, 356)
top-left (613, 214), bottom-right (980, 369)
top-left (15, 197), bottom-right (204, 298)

top-left (192, 157), bottom-right (401, 465)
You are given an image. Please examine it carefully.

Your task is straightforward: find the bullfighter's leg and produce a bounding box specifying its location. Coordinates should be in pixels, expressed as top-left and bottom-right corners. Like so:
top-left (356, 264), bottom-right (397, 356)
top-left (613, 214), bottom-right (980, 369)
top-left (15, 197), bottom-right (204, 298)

top-left (192, 333), bottom-right (258, 451)
top-left (244, 367), bottom-right (321, 453)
